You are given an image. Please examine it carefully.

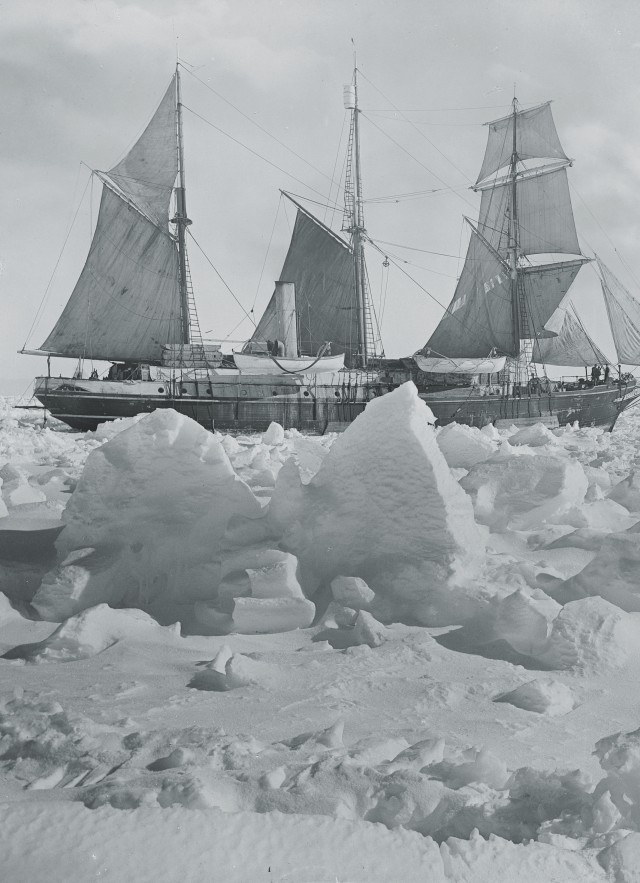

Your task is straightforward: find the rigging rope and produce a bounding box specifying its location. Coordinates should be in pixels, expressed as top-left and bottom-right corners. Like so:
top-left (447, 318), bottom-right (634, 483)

top-left (182, 65), bottom-right (341, 192)
top-left (21, 168), bottom-right (93, 350)
top-left (187, 229), bottom-right (255, 327)
top-left (183, 106), bottom-right (331, 203)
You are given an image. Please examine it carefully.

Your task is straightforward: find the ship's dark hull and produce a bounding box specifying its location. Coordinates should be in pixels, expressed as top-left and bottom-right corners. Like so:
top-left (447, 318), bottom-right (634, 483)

top-left (421, 379), bottom-right (639, 431)
top-left (33, 376), bottom-right (639, 434)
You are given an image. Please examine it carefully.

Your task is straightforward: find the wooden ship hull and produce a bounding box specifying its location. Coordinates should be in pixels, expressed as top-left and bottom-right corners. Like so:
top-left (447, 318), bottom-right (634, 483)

top-left (34, 374), bottom-right (638, 434)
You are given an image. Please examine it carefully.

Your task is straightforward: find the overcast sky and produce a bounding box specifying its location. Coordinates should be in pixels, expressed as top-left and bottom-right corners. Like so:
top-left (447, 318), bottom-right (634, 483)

top-left (4, 0), bottom-right (640, 393)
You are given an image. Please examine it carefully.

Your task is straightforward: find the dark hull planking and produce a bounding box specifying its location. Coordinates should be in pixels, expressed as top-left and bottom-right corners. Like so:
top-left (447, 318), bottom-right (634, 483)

top-left (33, 377), bottom-right (638, 434)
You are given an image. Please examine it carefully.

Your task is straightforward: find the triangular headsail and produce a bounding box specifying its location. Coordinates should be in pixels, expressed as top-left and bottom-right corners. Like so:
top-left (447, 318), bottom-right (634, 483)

top-left (248, 205), bottom-right (359, 366)
top-left (598, 257), bottom-right (640, 365)
top-left (532, 306), bottom-right (610, 367)
top-left (38, 76), bottom-right (182, 363)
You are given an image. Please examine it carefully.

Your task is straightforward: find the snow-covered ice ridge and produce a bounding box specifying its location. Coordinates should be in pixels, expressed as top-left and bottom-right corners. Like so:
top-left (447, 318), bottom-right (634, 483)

top-left (3, 386), bottom-right (640, 881)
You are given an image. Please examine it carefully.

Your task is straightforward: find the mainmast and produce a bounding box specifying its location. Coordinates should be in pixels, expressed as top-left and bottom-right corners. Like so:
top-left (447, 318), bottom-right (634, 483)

top-left (173, 64), bottom-right (192, 344)
top-left (343, 64), bottom-right (369, 368)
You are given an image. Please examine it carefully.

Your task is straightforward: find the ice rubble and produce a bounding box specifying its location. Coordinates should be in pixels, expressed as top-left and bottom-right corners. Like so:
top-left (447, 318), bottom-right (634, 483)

top-left (6, 393), bottom-right (640, 879)
top-left (29, 384), bottom-right (488, 631)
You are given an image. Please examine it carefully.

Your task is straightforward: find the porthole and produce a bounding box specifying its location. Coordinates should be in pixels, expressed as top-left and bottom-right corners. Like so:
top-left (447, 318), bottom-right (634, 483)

top-left (181, 386), bottom-right (187, 394)
top-left (303, 391), bottom-right (310, 397)
top-left (241, 390), bottom-right (247, 397)
top-left (272, 391), bottom-right (278, 397)
top-left (157, 387), bottom-right (165, 393)
top-left (206, 389), bottom-right (212, 396)
top-left (334, 391), bottom-right (341, 398)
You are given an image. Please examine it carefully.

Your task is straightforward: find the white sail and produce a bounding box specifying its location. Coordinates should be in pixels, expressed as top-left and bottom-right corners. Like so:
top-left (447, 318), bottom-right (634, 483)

top-left (425, 227), bottom-right (515, 359)
top-left (248, 206), bottom-right (358, 365)
top-left (533, 306), bottom-right (610, 367)
top-left (40, 189), bottom-right (181, 363)
top-left (107, 77), bottom-right (179, 226)
top-left (598, 258), bottom-right (640, 365)
top-left (39, 76), bottom-right (183, 364)
top-left (476, 102), bottom-right (570, 185)
top-left (478, 167), bottom-right (581, 257)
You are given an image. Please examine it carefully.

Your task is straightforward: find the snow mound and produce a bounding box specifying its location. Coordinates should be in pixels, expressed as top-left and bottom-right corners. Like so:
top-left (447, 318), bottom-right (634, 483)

top-left (496, 679), bottom-right (575, 716)
top-left (508, 422), bottom-right (559, 447)
top-left (188, 645), bottom-right (279, 691)
top-left (3, 604), bottom-right (173, 662)
top-left (436, 422), bottom-right (497, 469)
top-left (268, 383), bottom-right (485, 626)
top-left (32, 410), bottom-right (263, 624)
top-left (460, 451), bottom-right (588, 530)
top-left (438, 589), bottom-right (560, 664)
top-left (538, 598), bottom-right (640, 673)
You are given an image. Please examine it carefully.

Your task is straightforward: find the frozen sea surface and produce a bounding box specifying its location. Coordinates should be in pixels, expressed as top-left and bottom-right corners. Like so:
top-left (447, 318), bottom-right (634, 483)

top-left (2, 387), bottom-right (640, 881)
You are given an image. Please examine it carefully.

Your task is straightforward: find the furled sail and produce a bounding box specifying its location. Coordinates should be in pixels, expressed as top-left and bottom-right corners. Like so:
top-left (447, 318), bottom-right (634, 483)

top-left (478, 168), bottom-right (581, 257)
top-left (40, 188), bottom-right (181, 363)
top-left (532, 307), bottom-right (609, 366)
top-left (598, 258), bottom-right (640, 365)
top-left (425, 227), bottom-right (516, 358)
top-left (39, 76), bottom-right (182, 363)
top-left (413, 355), bottom-right (507, 374)
top-left (248, 207), bottom-right (358, 366)
top-left (107, 77), bottom-right (179, 226)
top-left (476, 102), bottom-right (570, 185)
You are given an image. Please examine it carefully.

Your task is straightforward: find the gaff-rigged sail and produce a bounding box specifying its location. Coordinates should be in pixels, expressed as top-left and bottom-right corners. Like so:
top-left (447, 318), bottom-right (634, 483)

top-left (39, 77), bottom-right (182, 364)
top-left (598, 258), bottom-right (640, 365)
top-left (532, 307), bottom-right (609, 366)
top-left (247, 206), bottom-right (358, 366)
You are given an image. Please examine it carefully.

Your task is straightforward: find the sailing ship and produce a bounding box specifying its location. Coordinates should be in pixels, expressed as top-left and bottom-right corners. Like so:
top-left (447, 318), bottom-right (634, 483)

top-left (23, 69), bottom-right (640, 432)
top-left (412, 98), bottom-right (640, 429)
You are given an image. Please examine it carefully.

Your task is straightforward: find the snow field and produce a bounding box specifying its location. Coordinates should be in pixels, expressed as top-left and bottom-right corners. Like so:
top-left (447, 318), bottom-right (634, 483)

top-left (3, 386), bottom-right (640, 879)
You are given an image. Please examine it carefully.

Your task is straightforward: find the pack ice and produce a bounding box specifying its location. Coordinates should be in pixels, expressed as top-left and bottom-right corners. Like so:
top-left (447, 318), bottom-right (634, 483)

top-left (5, 388), bottom-right (640, 882)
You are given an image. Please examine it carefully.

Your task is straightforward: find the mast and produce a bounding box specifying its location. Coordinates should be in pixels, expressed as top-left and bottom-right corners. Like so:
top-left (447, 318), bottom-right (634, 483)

top-left (352, 67), bottom-right (368, 367)
top-left (508, 96), bottom-right (521, 356)
top-left (173, 64), bottom-right (192, 344)
top-left (343, 63), bottom-right (368, 367)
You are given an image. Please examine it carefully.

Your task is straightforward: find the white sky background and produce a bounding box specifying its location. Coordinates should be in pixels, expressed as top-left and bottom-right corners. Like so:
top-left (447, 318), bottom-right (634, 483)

top-left (3, 0), bottom-right (640, 392)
